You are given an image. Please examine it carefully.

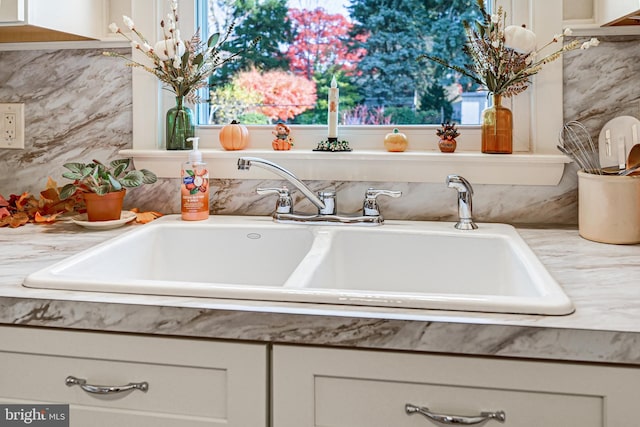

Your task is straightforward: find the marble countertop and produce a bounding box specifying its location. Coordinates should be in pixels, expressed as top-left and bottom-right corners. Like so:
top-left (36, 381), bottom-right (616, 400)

top-left (1, 217), bottom-right (639, 365)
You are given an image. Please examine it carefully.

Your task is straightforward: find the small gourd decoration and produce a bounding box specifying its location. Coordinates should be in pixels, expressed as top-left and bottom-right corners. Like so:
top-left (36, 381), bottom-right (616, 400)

top-left (384, 128), bottom-right (408, 152)
top-left (219, 120), bottom-right (249, 150)
top-left (504, 25), bottom-right (537, 54)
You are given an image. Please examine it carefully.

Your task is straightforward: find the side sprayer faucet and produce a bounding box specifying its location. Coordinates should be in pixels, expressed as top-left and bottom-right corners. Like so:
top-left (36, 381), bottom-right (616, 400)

top-left (237, 157), bottom-right (401, 225)
top-left (446, 174), bottom-right (478, 230)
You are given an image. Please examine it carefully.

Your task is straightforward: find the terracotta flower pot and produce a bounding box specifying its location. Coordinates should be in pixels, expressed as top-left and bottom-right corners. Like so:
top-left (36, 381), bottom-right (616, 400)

top-left (83, 190), bottom-right (126, 222)
top-left (438, 137), bottom-right (457, 153)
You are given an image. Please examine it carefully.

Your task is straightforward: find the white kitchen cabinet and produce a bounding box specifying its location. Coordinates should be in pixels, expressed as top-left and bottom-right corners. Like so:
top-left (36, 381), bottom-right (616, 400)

top-left (0, 326), bottom-right (268, 427)
top-left (597, 0), bottom-right (640, 26)
top-left (564, 0), bottom-right (594, 22)
top-left (0, 0), bottom-right (24, 22)
top-left (3, 327), bottom-right (639, 427)
top-left (273, 345), bottom-right (639, 427)
top-left (0, 0), bottom-right (107, 42)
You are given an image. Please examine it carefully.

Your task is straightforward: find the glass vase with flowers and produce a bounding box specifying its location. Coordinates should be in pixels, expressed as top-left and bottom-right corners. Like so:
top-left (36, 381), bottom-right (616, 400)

top-left (105, 0), bottom-right (259, 150)
top-left (419, 0), bottom-right (599, 154)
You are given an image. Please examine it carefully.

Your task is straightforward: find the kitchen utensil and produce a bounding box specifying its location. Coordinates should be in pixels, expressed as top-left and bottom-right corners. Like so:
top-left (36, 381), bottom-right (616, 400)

top-left (627, 143), bottom-right (640, 169)
top-left (619, 164), bottom-right (640, 176)
top-left (617, 136), bottom-right (627, 171)
top-left (597, 116), bottom-right (640, 169)
top-left (601, 142), bottom-right (640, 175)
top-left (558, 121), bottom-right (602, 174)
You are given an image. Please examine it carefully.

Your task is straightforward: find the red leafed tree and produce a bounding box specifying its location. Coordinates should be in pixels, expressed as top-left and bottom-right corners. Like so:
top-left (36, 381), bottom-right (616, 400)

top-left (235, 69), bottom-right (317, 122)
top-left (286, 8), bottom-right (367, 79)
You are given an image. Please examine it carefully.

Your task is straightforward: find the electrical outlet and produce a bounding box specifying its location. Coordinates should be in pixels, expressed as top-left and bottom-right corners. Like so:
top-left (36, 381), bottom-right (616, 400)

top-left (0, 103), bottom-right (25, 149)
top-left (4, 113), bottom-right (16, 141)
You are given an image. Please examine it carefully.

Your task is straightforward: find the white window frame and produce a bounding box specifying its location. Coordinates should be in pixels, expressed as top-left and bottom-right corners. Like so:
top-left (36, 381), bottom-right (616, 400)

top-left (121, 0), bottom-right (569, 185)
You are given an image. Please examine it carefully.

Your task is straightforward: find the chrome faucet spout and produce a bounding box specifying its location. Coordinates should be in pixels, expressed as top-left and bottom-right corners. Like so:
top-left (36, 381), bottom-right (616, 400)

top-left (237, 157), bottom-right (326, 210)
top-left (446, 174), bottom-right (478, 230)
top-left (238, 158), bottom-right (400, 226)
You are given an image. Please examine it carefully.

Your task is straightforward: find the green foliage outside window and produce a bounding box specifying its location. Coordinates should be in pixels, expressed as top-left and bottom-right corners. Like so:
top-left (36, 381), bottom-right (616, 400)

top-left (204, 0), bottom-right (482, 125)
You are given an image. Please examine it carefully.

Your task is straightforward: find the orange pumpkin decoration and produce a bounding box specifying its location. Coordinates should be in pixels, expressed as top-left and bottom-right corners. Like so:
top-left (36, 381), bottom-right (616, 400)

top-left (272, 139), bottom-right (293, 150)
top-left (272, 122), bottom-right (293, 150)
top-left (219, 120), bottom-right (249, 150)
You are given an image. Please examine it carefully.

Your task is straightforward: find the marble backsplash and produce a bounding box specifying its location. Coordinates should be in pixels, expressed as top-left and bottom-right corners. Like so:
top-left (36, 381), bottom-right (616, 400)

top-left (1, 35), bottom-right (639, 225)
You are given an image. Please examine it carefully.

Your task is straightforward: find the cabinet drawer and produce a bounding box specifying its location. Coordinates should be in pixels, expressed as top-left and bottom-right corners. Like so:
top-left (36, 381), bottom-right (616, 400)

top-left (0, 327), bottom-right (267, 427)
top-left (273, 345), bottom-right (639, 427)
top-left (313, 375), bottom-right (599, 426)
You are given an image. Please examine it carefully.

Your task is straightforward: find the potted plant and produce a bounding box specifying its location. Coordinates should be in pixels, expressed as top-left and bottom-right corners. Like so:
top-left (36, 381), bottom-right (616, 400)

top-left (60, 159), bottom-right (157, 222)
top-left (436, 122), bottom-right (460, 153)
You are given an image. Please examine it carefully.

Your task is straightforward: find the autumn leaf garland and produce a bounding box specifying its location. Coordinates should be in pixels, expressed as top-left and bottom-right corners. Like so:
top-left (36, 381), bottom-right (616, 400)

top-left (0, 178), bottom-right (163, 228)
top-left (0, 178), bottom-right (82, 228)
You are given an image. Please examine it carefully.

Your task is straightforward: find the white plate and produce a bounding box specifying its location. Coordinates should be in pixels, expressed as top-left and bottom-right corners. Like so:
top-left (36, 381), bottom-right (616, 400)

top-left (71, 211), bottom-right (137, 230)
top-left (598, 116), bottom-right (640, 169)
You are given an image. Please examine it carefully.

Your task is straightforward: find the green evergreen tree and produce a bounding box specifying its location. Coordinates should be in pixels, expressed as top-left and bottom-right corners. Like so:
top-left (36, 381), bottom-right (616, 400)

top-left (217, 0), bottom-right (293, 82)
top-left (419, 84), bottom-right (453, 122)
top-left (292, 68), bottom-right (362, 125)
top-left (349, 0), bottom-right (482, 120)
top-left (418, 0), bottom-right (483, 118)
top-left (349, 0), bottom-right (430, 106)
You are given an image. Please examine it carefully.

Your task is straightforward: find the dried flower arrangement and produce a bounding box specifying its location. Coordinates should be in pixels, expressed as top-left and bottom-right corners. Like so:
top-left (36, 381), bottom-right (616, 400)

top-left (105, 0), bottom-right (259, 103)
top-left (418, 0), bottom-right (599, 98)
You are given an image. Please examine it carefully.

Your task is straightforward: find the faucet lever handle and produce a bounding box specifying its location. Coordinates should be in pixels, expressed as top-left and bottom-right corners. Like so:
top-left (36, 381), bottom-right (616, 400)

top-left (317, 189), bottom-right (337, 215)
top-left (257, 187), bottom-right (293, 214)
top-left (366, 189), bottom-right (402, 199)
top-left (363, 188), bottom-right (402, 216)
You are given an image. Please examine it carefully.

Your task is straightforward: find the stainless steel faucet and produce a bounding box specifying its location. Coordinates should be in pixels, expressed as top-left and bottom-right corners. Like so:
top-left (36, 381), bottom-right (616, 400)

top-left (446, 174), bottom-right (478, 230)
top-left (237, 157), bottom-right (327, 211)
top-left (237, 157), bottom-right (401, 225)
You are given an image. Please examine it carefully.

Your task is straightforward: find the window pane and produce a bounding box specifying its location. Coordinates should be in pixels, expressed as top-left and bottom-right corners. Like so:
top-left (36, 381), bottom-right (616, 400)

top-left (201, 0), bottom-right (485, 126)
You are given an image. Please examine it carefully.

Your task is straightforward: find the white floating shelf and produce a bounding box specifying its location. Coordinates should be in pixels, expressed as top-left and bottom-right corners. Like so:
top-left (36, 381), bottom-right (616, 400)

top-left (120, 148), bottom-right (570, 186)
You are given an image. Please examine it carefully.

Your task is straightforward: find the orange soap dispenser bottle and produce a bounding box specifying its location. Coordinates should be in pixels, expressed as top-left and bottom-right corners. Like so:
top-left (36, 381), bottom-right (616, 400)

top-left (181, 137), bottom-right (210, 220)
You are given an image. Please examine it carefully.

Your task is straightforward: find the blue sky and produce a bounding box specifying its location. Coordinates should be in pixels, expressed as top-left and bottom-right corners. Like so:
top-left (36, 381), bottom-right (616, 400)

top-left (287, 0), bottom-right (350, 16)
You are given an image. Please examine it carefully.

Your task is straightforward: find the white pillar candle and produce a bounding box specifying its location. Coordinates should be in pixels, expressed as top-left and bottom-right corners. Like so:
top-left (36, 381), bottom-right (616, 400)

top-left (328, 75), bottom-right (339, 138)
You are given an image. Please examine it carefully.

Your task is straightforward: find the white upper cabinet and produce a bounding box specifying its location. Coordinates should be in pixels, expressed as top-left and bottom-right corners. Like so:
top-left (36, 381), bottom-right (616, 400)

top-left (0, 0), bottom-right (24, 22)
top-left (564, 0), bottom-right (640, 29)
top-left (597, 0), bottom-right (640, 26)
top-left (0, 0), bottom-right (109, 42)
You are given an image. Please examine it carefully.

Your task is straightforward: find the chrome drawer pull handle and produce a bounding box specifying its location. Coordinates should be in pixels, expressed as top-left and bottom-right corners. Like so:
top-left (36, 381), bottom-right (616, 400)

top-left (65, 375), bottom-right (149, 395)
top-left (406, 403), bottom-right (506, 425)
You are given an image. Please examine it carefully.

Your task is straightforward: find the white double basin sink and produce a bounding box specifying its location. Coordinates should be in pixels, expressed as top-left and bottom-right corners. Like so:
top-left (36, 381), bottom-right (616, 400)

top-left (24, 215), bottom-right (574, 315)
